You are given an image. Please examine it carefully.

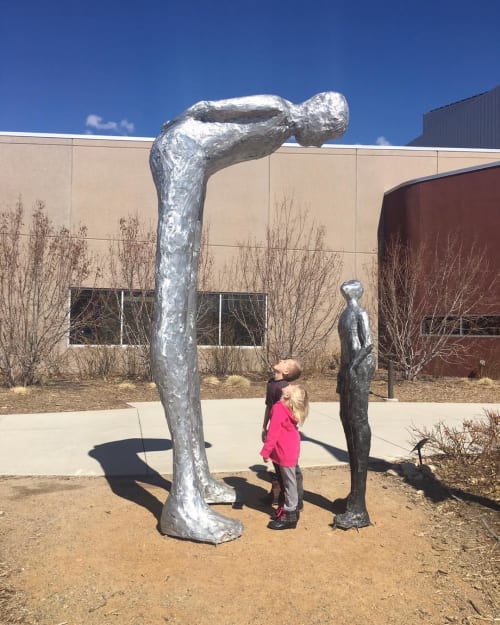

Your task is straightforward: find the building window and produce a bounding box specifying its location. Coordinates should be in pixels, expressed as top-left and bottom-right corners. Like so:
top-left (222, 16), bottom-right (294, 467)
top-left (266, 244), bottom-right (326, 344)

top-left (70, 289), bottom-right (266, 346)
top-left (422, 315), bottom-right (500, 337)
top-left (69, 288), bottom-right (153, 346)
top-left (193, 292), bottom-right (266, 346)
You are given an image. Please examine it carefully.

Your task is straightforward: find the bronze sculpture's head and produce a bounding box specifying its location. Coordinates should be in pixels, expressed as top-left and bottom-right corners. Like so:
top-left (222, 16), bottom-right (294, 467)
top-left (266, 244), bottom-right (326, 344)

top-left (340, 279), bottom-right (363, 301)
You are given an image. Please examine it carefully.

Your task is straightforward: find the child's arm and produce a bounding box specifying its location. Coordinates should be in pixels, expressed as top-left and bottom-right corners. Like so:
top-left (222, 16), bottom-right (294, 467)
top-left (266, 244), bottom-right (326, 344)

top-left (260, 403), bottom-right (285, 459)
top-left (261, 406), bottom-right (271, 443)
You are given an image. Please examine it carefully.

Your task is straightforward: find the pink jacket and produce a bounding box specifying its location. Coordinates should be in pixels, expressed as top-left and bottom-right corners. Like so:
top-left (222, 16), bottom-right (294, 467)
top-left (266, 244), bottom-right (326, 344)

top-left (260, 401), bottom-right (300, 467)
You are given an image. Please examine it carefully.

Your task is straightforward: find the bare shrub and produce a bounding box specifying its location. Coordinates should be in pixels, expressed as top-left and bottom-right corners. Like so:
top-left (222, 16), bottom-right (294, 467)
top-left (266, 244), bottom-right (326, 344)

top-left (378, 234), bottom-right (490, 381)
top-left (301, 348), bottom-right (340, 375)
top-left (198, 345), bottom-right (246, 376)
top-left (72, 346), bottom-right (118, 379)
top-left (0, 200), bottom-right (95, 386)
top-left (105, 215), bottom-right (216, 380)
top-left (409, 409), bottom-right (499, 497)
top-left (106, 215), bottom-right (156, 379)
top-left (226, 198), bottom-right (343, 369)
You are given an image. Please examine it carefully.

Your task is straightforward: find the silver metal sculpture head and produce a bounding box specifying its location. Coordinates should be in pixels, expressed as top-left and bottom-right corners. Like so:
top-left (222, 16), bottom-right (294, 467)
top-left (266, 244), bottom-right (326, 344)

top-left (340, 279), bottom-right (364, 301)
top-left (293, 92), bottom-right (349, 147)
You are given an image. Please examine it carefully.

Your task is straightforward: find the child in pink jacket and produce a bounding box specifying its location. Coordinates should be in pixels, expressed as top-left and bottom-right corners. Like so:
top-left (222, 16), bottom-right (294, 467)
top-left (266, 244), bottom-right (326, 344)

top-left (260, 384), bottom-right (309, 530)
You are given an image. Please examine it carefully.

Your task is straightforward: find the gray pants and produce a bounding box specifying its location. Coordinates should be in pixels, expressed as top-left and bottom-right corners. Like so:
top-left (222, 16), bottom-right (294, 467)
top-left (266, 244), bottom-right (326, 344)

top-left (279, 465), bottom-right (298, 511)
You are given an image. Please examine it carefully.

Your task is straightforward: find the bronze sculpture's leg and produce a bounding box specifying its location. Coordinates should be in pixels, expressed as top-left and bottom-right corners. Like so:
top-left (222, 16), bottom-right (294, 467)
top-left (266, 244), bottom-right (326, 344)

top-left (339, 388), bottom-right (356, 507)
top-left (335, 372), bottom-right (372, 529)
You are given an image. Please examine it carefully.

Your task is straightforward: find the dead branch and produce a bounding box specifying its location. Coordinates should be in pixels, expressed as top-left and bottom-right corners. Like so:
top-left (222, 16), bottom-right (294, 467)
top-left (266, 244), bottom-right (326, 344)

top-left (481, 517), bottom-right (500, 542)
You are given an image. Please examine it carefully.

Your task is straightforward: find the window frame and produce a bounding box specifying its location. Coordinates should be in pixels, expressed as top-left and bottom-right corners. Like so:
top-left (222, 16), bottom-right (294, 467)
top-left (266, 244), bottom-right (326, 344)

top-left (421, 314), bottom-right (500, 337)
top-left (69, 288), bottom-right (267, 348)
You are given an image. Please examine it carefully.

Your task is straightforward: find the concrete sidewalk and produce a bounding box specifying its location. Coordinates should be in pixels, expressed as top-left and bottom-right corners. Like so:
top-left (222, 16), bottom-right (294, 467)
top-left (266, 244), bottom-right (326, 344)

top-left (0, 399), bottom-right (498, 477)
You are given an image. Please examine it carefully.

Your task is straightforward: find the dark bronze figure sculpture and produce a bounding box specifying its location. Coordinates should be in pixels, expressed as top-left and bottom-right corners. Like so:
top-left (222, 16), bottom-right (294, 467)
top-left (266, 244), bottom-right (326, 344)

top-left (150, 93), bottom-right (349, 544)
top-left (334, 279), bottom-right (375, 529)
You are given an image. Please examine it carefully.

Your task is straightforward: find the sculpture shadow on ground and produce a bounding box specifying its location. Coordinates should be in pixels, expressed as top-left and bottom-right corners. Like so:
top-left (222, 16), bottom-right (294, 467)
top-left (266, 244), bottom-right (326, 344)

top-left (400, 463), bottom-right (500, 511)
top-left (299, 432), bottom-right (393, 473)
top-left (301, 433), bottom-right (499, 512)
top-left (88, 437), bottom-right (185, 528)
top-left (298, 433), bottom-right (395, 513)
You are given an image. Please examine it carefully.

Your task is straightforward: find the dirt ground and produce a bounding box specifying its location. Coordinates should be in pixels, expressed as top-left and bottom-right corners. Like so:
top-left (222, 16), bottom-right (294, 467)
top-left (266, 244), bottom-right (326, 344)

top-left (1, 372), bottom-right (500, 415)
top-left (0, 374), bottom-right (498, 624)
top-left (0, 464), bottom-right (498, 625)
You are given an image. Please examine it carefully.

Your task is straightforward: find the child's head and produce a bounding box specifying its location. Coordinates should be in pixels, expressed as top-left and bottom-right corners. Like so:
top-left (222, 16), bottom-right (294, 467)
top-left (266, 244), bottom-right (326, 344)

top-left (273, 358), bottom-right (302, 382)
top-left (281, 384), bottom-right (309, 426)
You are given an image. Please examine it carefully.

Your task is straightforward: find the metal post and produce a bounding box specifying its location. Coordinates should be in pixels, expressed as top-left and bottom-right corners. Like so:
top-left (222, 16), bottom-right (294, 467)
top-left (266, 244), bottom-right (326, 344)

top-left (387, 360), bottom-right (394, 399)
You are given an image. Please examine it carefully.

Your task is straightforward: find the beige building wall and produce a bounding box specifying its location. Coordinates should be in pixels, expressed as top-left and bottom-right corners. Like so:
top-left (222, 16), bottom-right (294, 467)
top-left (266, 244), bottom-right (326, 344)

top-left (1, 132), bottom-right (499, 353)
top-left (0, 135), bottom-right (73, 225)
top-left (2, 133), bottom-right (499, 251)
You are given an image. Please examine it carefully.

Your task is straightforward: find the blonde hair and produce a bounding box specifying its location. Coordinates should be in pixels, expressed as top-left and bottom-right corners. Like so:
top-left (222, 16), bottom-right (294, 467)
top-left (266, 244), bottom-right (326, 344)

top-left (283, 384), bottom-right (309, 426)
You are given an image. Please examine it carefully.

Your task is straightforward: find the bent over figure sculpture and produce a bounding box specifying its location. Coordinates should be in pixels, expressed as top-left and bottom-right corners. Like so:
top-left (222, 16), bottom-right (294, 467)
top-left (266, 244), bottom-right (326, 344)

top-left (334, 279), bottom-right (375, 530)
top-left (150, 92), bottom-right (349, 544)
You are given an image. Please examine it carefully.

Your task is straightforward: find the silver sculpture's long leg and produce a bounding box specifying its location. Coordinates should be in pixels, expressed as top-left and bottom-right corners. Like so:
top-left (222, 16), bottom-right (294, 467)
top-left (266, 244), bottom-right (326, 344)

top-left (188, 222), bottom-right (237, 503)
top-left (149, 93), bottom-right (349, 542)
top-left (151, 158), bottom-right (242, 544)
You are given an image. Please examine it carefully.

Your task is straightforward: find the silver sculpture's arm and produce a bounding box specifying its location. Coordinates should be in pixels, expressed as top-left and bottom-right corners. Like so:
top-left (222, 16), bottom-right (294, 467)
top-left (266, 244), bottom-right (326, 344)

top-left (151, 92), bottom-right (349, 544)
top-left (161, 95), bottom-right (290, 131)
top-left (185, 95), bottom-right (291, 122)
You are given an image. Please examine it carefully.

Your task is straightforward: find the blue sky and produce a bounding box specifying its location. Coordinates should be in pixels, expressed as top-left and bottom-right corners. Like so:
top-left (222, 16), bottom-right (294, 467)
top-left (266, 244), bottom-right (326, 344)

top-left (1, 0), bottom-right (499, 146)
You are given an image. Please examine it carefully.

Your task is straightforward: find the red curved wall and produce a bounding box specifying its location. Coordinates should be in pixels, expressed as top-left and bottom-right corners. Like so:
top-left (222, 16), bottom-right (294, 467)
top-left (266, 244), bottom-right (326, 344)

top-left (381, 163), bottom-right (500, 377)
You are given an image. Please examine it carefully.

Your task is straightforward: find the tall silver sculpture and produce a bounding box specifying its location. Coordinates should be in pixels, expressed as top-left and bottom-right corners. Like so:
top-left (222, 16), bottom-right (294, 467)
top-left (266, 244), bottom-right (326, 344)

top-left (150, 93), bottom-right (349, 544)
top-left (334, 279), bottom-right (375, 530)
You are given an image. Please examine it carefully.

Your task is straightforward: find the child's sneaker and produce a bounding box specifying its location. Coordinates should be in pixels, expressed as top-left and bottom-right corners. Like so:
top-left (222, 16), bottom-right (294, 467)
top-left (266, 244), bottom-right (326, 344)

top-left (271, 505), bottom-right (285, 520)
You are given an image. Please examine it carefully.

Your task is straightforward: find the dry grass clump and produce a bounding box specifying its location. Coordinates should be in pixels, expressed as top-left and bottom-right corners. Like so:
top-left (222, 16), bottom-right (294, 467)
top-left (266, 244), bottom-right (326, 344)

top-left (202, 376), bottom-right (221, 387)
top-left (148, 381), bottom-right (157, 389)
top-left (476, 377), bottom-right (495, 386)
top-left (117, 382), bottom-right (136, 390)
top-left (10, 386), bottom-right (31, 395)
top-left (224, 375), bottom-right (250, 388)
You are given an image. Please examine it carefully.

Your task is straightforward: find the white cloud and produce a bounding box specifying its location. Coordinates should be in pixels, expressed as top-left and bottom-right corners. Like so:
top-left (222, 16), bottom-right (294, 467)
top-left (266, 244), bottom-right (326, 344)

top-left (375, 135), bottom-right (391, 146)
top-left (85, 114), bottom-right (135, 135)
top-left (119, 119), bottom-right (135, 134)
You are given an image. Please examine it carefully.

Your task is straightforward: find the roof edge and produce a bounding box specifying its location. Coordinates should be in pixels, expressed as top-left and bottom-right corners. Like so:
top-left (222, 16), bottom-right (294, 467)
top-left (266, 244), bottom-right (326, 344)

top-left (2, 131), bottom-right (500, 153)
top-left (384, 160), bottom-right (500, 196)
